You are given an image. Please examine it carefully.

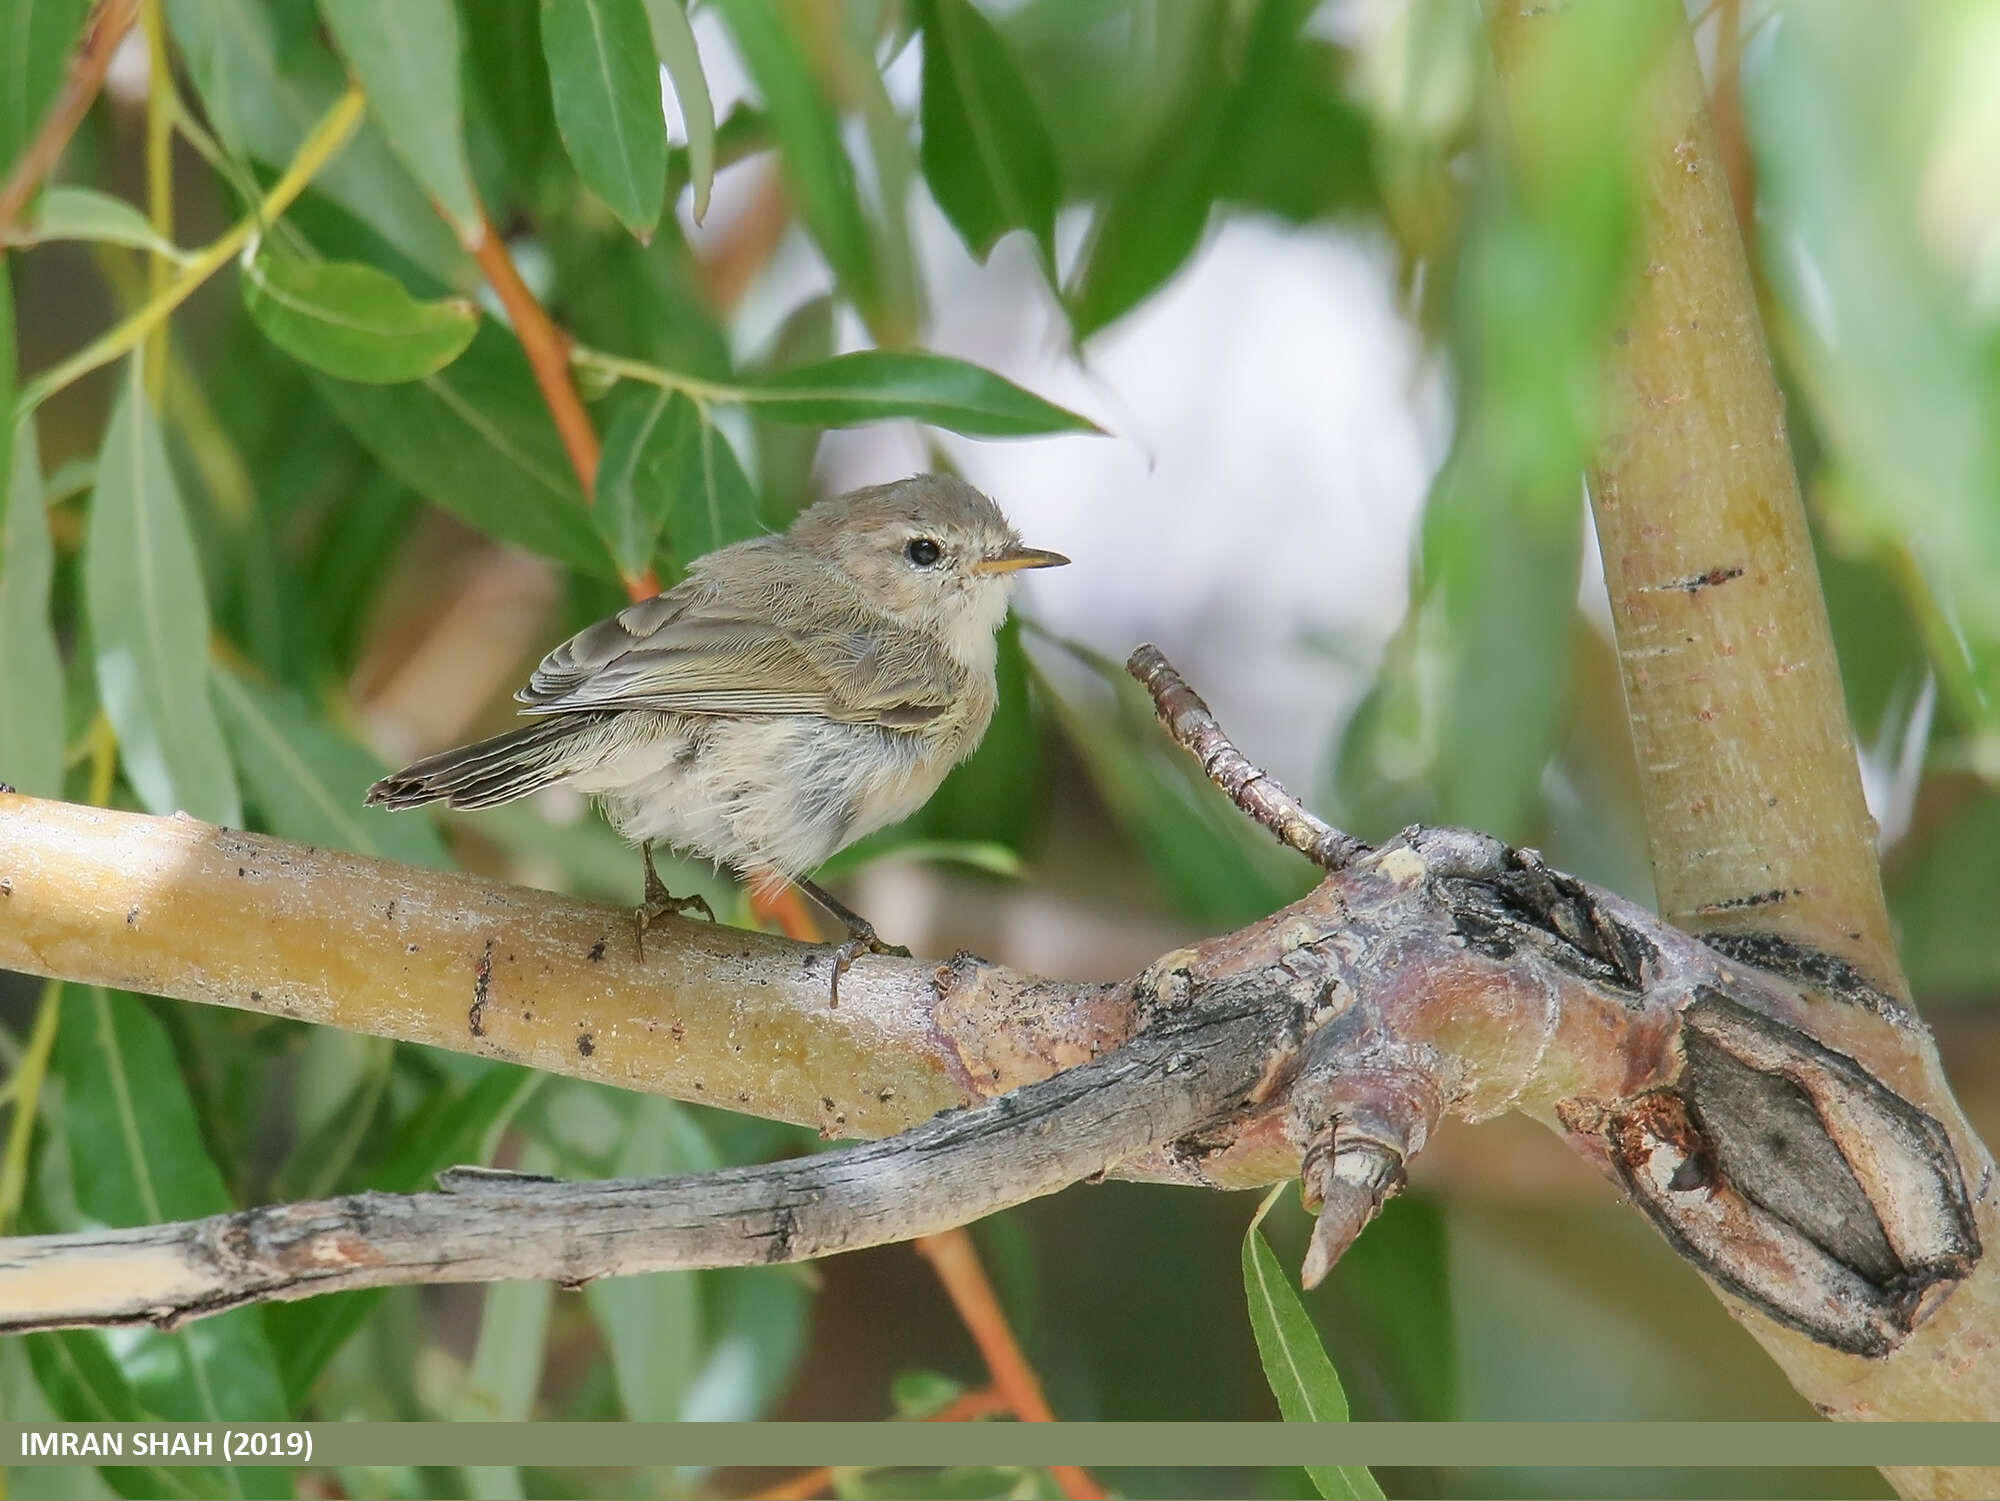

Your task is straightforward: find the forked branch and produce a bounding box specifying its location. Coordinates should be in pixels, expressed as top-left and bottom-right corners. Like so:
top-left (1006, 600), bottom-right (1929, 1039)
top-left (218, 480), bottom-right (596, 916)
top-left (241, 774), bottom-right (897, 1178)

top-left (0, 650), bottom-right (1981, 1378)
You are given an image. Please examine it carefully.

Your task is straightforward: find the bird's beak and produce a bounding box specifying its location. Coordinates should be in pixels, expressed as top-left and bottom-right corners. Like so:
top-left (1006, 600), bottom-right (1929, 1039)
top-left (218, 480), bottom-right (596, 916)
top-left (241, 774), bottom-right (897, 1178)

top-left (975, 546), bottom-right (1070, 575)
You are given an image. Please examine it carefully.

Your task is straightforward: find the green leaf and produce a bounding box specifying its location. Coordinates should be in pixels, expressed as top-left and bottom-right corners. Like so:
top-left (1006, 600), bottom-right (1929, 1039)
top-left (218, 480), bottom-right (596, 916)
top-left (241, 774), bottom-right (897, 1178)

top-left (53, 988), bottom-right (289, 1485)
top-left (593, 387), bottom-right (677, 577)
top-left (642, 0), bottom-right (715, 221)
top-left (665, 397), bottom-right (762, 563)
top-left (1325, 1196), bottom-right (1457, 1421)
top-left (1066, 8), bottom-right (1231, 342)
top-left (1242, 1195), bottom-right (1384, 1501)
top-left (1218, 3), bottom-right (1374, 224)
top-left (819, 836), bottom-right (1023, 883)
top-left (209, 666), bottom-right (452, 867)
top-left (23, 1331), bottom-right (214, 1500)
top-left (583, 1097), bottom-right (711, 1420)
top-left (0, 283), bottom-right (64, 800)
top-left (596, 387), bottom-right (760, 577)
top-left (85, 361), bottom-right (242, 825)
top-left (680, 1261), bottom-right (812, 1422)
top-left (319, 0), bottom-right (483, 237)
top-left (917, 0), bottom-right (1060, 270)
top-left (0, 0), bottom-right (91, 182)
top-left (269, 1062), bottom-right (541, 1404)
top-left (461, 0), bottom-right (559, 204)
top-left (164, 0), bottom-right (466, 284)
top-left (715, 0), bottom-right (879, 312)
top-left (1033, 637), bottom-right (1309, 927)
top-left (242, 251), bottom-right (479, 383)
top-left (1422, 452), bottom-right (1582, 840)
top-left (1892, 790), bottom-right (2000, 996)
top-left (310, 323), bottom-right (617, 575)
top-left (888, 1368), bottom-right (967, 1420)
top-left (6, 185), bottom-right (189, 258)
top-left (751, 293), bottom-right (835, 521)
top-left (751, 351), bottom-right (1099, 437)
top-left (540, 0), bottom-right (670, 238)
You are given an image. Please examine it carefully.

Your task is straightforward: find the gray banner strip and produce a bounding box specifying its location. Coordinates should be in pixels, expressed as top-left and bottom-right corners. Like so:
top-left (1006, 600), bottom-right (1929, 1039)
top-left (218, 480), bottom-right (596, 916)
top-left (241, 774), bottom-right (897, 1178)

top-left (6, 1422), bottom-right (2000, 1469)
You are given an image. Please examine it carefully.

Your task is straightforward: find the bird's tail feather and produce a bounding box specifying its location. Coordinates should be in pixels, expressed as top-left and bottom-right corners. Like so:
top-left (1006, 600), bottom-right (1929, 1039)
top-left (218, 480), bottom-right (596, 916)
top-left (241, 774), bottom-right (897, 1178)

top-left (366, 715), bottom-right (608, 811)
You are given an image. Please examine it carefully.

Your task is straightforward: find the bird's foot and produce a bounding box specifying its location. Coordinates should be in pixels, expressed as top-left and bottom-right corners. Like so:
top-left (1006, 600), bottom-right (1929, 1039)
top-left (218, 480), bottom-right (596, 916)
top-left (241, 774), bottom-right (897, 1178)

top-left (826, 917), bottom-right (910, 1007)
top-left (634, 844), bottom-right (715, 960)
top-left (786, 873), bottom-right (909, 1006)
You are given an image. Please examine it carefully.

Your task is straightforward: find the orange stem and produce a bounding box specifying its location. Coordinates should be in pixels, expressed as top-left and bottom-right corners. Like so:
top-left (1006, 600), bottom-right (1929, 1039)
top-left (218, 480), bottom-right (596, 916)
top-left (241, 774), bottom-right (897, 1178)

top-left (0, 0), bottom-right (143, 235)
top-left (749, 883), bottom-right (822, 943)
top-left (464, 214), bottom-right (657, 602)
top-left (742, 895), bottom-right (1103, 1497)
top-left (745, 1387), bottom-right (1013, 1501)
top-left (915, 1227), bottom-right (1108, 1501)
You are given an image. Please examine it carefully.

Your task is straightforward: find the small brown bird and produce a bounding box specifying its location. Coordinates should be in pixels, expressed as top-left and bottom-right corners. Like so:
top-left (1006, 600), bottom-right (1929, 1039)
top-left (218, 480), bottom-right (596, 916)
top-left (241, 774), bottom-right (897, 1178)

top-left (367, 473), bottom-right (1067, 998)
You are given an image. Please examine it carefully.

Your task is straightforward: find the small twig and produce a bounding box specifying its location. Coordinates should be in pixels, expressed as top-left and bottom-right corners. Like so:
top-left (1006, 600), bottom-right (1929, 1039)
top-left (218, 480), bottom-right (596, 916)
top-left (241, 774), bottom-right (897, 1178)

top-left (0, 982), bottom-right (61, 1232)
top-left (751, 882), bottom-right (823, 942)
top-left (746, 1387), bottom-right (1011, 1500)
top-left (1126, 643), bottom-right (1371, 871)
top-left (465, 215), bottom-right (657, 601)
top-left (915, 1227), bottom-right (1107, 1500)
top-left (0, 0), bottom-right (143, 237)
top-left (13, 86), bottom-right (366, 417)
top-left (140, 0), bottom-right (173, 399)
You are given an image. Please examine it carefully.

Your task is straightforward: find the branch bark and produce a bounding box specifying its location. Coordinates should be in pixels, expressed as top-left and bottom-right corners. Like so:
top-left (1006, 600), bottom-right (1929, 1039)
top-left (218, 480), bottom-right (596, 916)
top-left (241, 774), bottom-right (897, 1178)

top-left (1488, 5), bottom-right (1997, 1490)
top-left (1493, 0), bottom-right (1895, 978)
top-left (0, 672), bottom-right (1986, 1402)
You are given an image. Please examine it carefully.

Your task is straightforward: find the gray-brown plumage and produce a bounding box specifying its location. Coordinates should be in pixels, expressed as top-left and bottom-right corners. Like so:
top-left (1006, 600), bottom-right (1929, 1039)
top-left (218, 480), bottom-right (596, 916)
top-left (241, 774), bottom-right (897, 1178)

top-left (367, 473), bottom-right (1066, 993)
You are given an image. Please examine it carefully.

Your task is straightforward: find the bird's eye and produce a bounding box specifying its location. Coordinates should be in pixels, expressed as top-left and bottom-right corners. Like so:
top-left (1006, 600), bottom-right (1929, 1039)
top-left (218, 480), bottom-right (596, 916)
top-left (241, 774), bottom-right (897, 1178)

top-left (906, 537), bottom-right (943, 567)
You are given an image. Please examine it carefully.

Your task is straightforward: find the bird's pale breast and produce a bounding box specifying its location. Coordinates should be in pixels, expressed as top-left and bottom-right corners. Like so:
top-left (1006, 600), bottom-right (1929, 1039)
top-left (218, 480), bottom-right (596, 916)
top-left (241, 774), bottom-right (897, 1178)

top-left (567, 695), bottom-right (988, 884)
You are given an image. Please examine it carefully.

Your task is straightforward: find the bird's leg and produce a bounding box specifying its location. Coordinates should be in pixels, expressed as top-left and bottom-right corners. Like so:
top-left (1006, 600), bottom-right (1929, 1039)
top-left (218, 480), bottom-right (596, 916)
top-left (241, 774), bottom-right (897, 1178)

top-left (633, 841), bottom-right (715, 960)
top-left (790, 874), bottom-right (911, 1007)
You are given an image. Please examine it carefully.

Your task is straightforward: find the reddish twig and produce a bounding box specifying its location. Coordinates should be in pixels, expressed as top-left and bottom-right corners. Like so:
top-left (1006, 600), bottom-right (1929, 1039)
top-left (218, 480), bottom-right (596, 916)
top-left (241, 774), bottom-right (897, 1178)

top-left (1126, 643), bottom-right (1371, 871)
top-left (744, 1387), bottom-right (1012, 1501)
top-left (751, 882), bottom-right (822, 943)
top-left (915, 1227), bottom-right (1108, 1501)
top-left (465, 214), bottom-right (657, 601)
top-left (0, 0), bottom-right (144, 236)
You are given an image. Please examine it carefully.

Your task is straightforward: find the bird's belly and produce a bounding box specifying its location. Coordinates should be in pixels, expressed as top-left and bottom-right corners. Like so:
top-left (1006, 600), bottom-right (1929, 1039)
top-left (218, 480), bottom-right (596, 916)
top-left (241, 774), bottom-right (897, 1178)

top-left (573, 714), bottom-right (946, 880)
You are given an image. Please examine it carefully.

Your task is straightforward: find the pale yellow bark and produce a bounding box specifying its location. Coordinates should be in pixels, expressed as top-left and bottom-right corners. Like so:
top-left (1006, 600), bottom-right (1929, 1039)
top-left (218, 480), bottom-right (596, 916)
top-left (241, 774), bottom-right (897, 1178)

top-left (1491, 2), bottom-right (1998, 1490)
top-left (1493, 0), bottom-right (1895, 979)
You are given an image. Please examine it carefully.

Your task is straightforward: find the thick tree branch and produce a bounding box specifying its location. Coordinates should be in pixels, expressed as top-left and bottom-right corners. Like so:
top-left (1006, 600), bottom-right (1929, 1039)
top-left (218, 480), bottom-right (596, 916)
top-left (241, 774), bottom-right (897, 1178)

top-left (0, 980), bottom-right (1286, 1330)
top-left (1488, 6), bottom-right (2000, 1487)
top-left (1492, 0), bottom-right (1895, 979)
top-left (0, 721), bottom-right (1984, 1374)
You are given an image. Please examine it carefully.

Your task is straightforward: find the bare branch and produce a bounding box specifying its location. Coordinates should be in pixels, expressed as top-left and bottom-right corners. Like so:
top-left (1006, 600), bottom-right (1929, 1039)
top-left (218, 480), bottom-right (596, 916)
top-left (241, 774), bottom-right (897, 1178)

top-left (0, 0), bottom-right (144, 236)
top-left (0, 758), bottom-right (1983, 1368)
top-left (1126, 643), bottom-right (1371, 871)
top-left (0, 988), bottom-right (1287, 1332)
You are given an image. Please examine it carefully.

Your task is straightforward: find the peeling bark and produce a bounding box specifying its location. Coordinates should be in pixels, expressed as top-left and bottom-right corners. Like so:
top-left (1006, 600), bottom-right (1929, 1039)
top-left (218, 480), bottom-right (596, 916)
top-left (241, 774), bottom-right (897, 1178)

top-left (1, 775), bottom-right (1984, 1383)
top-left (1489, 2), bottom-right (2000, 1488)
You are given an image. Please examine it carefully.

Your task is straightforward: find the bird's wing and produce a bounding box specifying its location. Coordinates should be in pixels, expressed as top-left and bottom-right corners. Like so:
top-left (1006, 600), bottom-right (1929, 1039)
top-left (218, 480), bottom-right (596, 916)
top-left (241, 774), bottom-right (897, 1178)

top-left (517, 550), bottom-right (956, 726)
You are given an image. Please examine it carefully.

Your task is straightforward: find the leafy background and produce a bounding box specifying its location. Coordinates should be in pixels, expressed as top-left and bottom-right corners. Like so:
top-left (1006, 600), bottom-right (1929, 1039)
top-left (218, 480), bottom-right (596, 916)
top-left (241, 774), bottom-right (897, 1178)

top-left (2, 0), bottom-right (1998, 1497)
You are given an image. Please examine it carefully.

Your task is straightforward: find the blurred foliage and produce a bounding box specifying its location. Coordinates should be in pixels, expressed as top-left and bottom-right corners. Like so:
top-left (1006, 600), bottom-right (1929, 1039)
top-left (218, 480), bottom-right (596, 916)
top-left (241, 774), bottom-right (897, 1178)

top-left (0, 0), bottom-right (1989, 1496)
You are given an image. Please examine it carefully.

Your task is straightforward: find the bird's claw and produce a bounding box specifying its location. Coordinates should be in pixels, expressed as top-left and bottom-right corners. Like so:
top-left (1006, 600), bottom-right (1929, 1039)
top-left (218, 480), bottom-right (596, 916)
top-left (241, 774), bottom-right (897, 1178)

top-left (634, 843), bottom-right (715, 960)
top-left (825, 925), bottom-right (909, 1007)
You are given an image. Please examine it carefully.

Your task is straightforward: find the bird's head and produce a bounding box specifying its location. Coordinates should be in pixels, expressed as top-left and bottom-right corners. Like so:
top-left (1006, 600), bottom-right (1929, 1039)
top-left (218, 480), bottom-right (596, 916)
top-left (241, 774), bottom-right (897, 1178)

top-left (790, 474), bottom-right (1068, 665)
